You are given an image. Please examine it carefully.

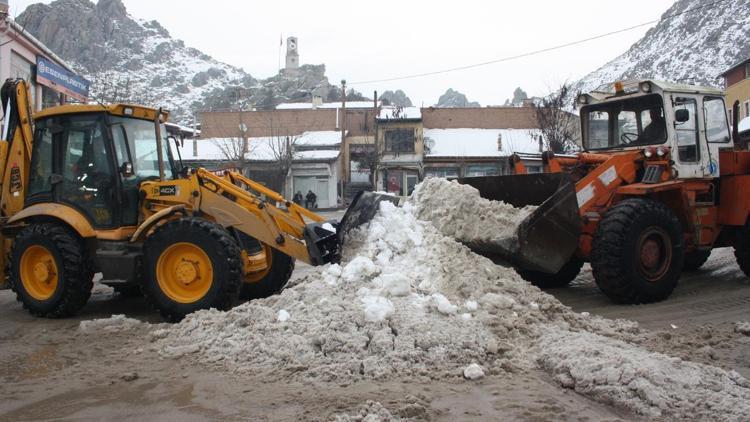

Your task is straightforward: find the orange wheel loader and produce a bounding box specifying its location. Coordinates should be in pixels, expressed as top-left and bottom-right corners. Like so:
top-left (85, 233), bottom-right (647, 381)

top-left (0, 79), bottom-right (387, 320)
top-left (459, 79), bottom-right (750, 304)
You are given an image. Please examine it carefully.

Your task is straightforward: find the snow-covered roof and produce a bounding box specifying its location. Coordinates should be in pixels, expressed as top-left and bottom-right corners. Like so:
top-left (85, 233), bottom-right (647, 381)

top-left (276, 101), bottom-right (378, 110)
top-left (378, 106), bottom-right (422, 120)
top-left (423, 128), bottom-right (542, 158)
top-left (739, 116), bottom-right (750, 134)
top-left (179, 132), bottom-right (341, 163)
top-left (296, 130), bottom-right (344, 147)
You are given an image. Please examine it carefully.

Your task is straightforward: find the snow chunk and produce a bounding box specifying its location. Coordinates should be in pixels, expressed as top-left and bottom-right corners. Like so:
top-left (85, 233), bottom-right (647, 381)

top-left (321, 222), bottom-right (337, 233)
top-left (361, 296), bottom-right (394, 323)
top-left (463, 363), bottom-right (485, 380)
top-left (431, 293), bottom-right (458, 315)
top-left (277, 309), bottom-right (290, 322)
top-left (342, 256), bottom-right (379, 283)
top-left (464, 300), bottom-right (479, 311)
top-left (373, 272), bottom-right (411, 297)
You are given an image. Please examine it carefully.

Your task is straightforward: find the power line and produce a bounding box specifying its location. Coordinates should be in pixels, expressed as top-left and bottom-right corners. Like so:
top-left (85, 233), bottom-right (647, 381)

top-left (349, 0), bottom-right (736, 86)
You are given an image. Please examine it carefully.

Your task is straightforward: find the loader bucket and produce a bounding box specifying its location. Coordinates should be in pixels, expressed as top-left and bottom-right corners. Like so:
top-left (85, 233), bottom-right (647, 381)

top-left (457, 173), bottom-right (581, 274)
top-left (337, 190), bottom-right (401, 246)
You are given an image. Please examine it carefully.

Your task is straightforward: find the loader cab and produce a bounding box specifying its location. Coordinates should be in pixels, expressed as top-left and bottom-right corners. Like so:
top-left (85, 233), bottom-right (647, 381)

top-left (580, 80), bottom-right (731, 179)
top-left (28, 105), bottom-right (177, 229)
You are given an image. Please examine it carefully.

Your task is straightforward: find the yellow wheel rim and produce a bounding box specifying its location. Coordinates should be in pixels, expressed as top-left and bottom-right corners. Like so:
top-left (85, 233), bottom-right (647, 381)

top-left (243, 245), bottom-right (272, 284)
top-left (20, 245), bottom-right (59, 301)
top-left (156, 242), bottom-right (214, 304)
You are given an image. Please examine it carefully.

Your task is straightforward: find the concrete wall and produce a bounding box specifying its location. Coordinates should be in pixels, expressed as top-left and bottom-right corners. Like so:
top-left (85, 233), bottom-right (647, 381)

top-left (201, 108), bottom-right (378, 139)
top-left (421, 107), bottom-right (538, 129)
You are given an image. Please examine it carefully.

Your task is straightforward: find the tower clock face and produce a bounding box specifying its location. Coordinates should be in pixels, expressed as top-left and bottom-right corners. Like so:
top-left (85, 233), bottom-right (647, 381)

top-left (289, 40), bottom-right (297, 50)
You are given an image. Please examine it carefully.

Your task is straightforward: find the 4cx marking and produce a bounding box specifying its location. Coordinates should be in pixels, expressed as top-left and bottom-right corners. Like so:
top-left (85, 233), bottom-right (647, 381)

top-left (153, 185), bottom-right (179, 196)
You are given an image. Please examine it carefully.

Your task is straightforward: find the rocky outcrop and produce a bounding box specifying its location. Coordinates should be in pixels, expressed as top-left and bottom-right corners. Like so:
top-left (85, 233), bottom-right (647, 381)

top-left (436, 88), bottom-right (480, 108)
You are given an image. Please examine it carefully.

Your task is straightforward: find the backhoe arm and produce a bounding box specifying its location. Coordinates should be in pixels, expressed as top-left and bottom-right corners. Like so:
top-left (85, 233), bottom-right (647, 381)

top-left (0, 79), bottom-right (35, 219)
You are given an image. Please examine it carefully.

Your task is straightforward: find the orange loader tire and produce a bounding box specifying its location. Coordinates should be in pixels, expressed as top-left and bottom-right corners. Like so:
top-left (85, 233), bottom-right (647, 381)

top-left (591, 198), bottom-right (684, 304)
top-left (515, 257), bottom-right (583, 289)
top-left (9, 223), bottom-right (93, 318)
top-left (238, 234), bottom-right (295, 300)
top-left (734, 226), bottom-right (750, 277)
top-left (682, 250), bottom-right (711, 272)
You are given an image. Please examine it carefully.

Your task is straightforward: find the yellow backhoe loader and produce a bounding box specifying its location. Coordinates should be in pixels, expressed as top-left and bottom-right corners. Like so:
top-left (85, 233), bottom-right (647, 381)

top-left (0, 79), bottom-right (385, 321)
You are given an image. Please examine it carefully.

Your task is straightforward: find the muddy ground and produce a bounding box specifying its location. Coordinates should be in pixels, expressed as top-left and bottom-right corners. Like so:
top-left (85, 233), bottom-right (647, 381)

top-left (0, 248), bottom-right (748, 421)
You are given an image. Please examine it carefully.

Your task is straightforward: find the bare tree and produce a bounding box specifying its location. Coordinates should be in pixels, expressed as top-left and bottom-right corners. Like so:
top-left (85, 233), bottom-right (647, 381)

top-left (533, 83), bottom-right (580, 153)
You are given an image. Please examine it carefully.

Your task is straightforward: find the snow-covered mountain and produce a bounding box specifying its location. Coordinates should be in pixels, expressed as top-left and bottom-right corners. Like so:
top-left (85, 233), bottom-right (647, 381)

top-left (573, 0), bottom-right (750, 95)
top-left (17, 0), bottom-right (339, 123)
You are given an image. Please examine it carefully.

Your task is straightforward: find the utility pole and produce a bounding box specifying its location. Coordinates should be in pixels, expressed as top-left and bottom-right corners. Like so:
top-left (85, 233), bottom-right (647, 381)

top-left (341, 80), bottom-right (347, 207)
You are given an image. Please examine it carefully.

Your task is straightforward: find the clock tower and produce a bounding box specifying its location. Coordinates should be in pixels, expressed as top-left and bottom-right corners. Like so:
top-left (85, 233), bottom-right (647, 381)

top-left (285, 37), bottom-right (299, 76)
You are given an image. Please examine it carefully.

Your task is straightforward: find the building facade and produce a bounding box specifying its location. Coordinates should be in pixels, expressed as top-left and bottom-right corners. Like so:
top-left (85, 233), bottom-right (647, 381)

top-left (722, 58), bottom-right (750, 125)
top-left (0, 14), bottom-right (89, 112)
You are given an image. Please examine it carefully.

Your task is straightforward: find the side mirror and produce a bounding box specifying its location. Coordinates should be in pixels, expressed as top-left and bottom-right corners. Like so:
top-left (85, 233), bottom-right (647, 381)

top-left (121, 162), bottom-right (134, 178)
top-left (675, 109), bottom-right (690, 123)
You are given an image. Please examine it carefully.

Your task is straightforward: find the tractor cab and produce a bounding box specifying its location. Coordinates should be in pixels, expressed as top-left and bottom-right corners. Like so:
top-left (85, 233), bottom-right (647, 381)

top-left (28, 104), bottom-right (177, 230)
top-left (578, 79), bottom-right (732, 179)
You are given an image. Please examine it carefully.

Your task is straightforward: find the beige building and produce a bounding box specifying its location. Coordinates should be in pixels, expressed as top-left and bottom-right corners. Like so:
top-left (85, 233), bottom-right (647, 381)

top-left (721, 58), bottom-right (750, 125)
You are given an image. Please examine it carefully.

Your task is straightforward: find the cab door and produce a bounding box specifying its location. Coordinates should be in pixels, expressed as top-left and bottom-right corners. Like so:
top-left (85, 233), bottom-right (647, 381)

top-left (670, 95), bottom-right (711, 179)
top-left (702, 96), bottom-right (732, 177)
top-left (58, 114), bottom-right (120, 228)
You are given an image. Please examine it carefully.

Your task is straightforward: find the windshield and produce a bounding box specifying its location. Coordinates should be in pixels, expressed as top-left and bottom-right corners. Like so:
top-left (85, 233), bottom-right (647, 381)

top-left (110, 116), bottom-right (177, 181)
top-left (582, 94), bottom-right (667, 151)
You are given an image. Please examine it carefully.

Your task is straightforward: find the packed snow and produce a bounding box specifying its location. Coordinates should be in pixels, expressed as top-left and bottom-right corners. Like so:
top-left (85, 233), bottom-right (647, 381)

top-left (412, 178), bottom-right (536, 247)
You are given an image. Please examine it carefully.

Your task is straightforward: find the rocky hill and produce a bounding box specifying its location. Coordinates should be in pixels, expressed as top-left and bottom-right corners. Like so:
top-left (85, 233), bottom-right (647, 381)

top-left (435, 88), bottom-right (480, 108)
top-left (17, 0), bottom-right (342, 123)
top-left (573, 0), bottom-right (750, 95)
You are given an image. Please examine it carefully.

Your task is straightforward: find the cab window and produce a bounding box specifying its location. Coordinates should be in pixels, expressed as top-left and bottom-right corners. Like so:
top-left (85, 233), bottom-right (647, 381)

top-left (28, 120), bottom-right (55, 198)
top-left (674, 98), bottom-right (700, 162)
top-left (704, 97), bottom-right (730, 143)
top-left (583, 94), bottom-right (666, 150)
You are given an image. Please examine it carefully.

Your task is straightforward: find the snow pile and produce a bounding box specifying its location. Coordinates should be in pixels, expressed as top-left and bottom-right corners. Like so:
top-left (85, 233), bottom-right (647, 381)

top-left (331, 401), bottom-right (398, 422)
top-left (411, 178), bottom-right (535, 247)
top-left (79, 315), bottom-right (144, 333)
top-left (148, 178), bottom-right (750, 420)
top-left (151, 199), bottom-right (558, 382)
top-left (537, 329), bottom-right (750, 420)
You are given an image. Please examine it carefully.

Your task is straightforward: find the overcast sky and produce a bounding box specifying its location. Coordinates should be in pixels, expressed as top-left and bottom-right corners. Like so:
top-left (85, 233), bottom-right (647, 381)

top-left (12, 0), bottom-right (676, 105)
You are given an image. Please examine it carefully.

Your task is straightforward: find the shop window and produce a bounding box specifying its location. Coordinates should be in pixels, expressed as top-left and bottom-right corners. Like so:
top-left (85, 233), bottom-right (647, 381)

top-left (465, 164), bottom-right (499, 177)
top-left (10, 52), bottom-right (36, 108)
top-left (425, 167), bottom-right (459, 179)
top-left (384, 129), bottom-right (415, 153)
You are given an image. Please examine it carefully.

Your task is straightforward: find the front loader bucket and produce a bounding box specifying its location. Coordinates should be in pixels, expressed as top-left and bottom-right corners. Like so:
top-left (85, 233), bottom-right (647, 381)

top-left (337, 190), bottom-right (401, 246)
top-left (457, 173), bottom-right (581, 274)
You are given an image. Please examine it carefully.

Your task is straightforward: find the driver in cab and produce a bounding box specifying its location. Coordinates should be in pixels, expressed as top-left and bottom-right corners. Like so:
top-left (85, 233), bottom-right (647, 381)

top-left (637, 108), bottom-right (666, 144)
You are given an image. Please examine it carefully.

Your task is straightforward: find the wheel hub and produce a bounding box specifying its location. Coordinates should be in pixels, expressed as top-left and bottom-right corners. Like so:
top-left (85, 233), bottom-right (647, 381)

top-left (156, 242), bottom-right (214, 304)
top-left (175, 260), bottom-right (200, 285)
top-left (637, 227), bottom-right (672, 282)
top-left (20, 245), bottom-right (59, 301)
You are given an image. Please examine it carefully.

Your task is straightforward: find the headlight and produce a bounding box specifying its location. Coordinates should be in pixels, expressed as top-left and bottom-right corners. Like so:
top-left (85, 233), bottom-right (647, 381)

top-left (644, 148), bottom-right (654, 158)
top-left (639, 81), bottom-right (652, 93)
top-left (577, 94), bottom-right (588, 105)
top-left (656, 147), bottom-right (667, 157)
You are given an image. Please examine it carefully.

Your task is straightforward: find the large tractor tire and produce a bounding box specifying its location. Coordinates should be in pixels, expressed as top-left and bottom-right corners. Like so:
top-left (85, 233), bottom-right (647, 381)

top-left (237, 234), bottom-right (295, 300)
top-left (143, 218), bottom-right (243, 321)
top-left (734, 225), bottom-right (750, 277)
top-left (515, 257), bottom-right (584, 289)
top-left (591, 198), bottom-right (684, 304)
top-left (682, 250), bottom-right (711, 271)
top-left (9, 223), bottom-right (94, 317)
